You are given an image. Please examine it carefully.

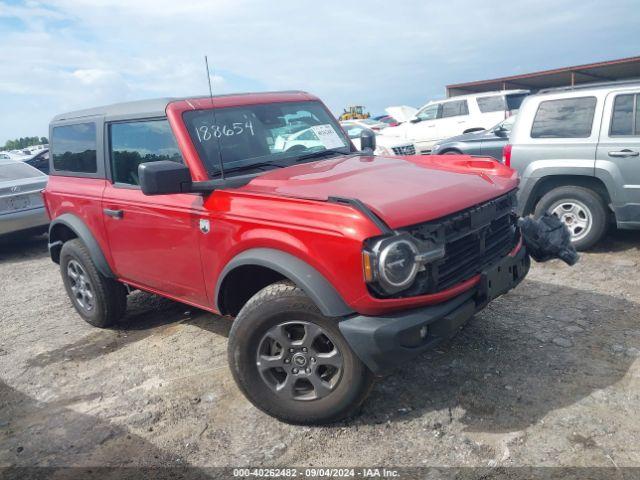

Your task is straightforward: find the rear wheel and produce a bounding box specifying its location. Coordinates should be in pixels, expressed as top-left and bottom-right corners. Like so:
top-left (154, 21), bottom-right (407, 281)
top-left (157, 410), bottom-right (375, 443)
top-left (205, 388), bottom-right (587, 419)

top-left (227, 281), bottom-right (374, 424)
top-left (534, 186), bottom-right (608, 251)
top-left (443, 150), bottom-right (462, 155)
top-left (59, 239), bottom-right (127, 328)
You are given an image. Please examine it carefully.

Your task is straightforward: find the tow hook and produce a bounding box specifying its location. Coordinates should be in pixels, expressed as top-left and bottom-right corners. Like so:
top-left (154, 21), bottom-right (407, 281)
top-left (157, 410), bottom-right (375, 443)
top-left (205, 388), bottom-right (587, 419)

top-left (519, 214), bottom-right (580, 266)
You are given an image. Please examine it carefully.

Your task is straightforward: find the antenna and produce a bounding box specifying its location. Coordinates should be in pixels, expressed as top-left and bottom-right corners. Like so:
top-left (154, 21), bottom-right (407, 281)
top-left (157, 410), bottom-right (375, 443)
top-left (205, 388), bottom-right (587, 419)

top-left (204, 55), bottom-right (225, 179)
top-left (204, 55), bottom-right (214, 105)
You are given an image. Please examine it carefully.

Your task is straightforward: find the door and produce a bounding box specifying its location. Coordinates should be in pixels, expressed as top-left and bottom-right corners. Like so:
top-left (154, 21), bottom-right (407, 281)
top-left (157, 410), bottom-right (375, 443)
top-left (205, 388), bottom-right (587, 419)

top-left (596, 91), bottom-right (640, 214)
top-left (407, 103), bottom-right (441, 153)
top-left (102, 118), bottom-right (209, 307)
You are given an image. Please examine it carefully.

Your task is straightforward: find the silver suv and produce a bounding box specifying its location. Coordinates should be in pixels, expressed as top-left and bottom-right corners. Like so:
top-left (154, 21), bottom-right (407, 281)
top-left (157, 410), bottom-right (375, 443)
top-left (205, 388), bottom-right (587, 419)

top-left (507, 81), bottom-right (640, 250)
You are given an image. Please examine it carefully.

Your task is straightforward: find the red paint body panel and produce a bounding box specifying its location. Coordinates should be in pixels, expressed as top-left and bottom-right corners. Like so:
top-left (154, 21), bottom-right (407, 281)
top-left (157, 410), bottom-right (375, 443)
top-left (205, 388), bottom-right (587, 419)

top-left (45, 176), bottom-right (113, 267)
top-left (239, 154), bottom-right (518, 229)
top-left (101, 184), bottom-right (210, 306)
top-left (45, 93), bottom-right (522, 318)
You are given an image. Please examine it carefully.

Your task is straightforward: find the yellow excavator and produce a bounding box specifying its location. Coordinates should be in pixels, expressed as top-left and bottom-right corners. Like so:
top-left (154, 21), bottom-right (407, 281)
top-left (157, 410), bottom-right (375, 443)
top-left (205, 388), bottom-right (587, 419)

top-left (338, 105), bottom-right (370, 121)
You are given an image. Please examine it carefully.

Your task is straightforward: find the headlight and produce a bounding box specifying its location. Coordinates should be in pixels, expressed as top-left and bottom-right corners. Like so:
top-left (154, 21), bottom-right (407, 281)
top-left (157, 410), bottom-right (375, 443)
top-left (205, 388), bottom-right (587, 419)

top-left (378, 239), bottom-right (418, 289)
top-left (431, 144), bottom-right (440, 152)
top-left (375, 145), bottom-right (392, 155)
top-left (363, 233), bottom-right (446, 295)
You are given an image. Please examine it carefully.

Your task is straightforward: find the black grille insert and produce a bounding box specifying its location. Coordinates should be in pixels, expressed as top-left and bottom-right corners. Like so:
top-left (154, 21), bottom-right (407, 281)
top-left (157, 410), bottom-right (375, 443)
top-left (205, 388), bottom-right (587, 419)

top-left (388, 191), bottom-right (519, 298)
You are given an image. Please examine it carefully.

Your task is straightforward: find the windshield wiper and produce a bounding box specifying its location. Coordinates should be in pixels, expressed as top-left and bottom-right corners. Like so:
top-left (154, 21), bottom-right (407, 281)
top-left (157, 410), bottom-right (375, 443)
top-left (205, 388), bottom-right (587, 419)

top-left (293, 149), bottom-right (344, 162)
top-left (210, 161), bottom-right (288, 178)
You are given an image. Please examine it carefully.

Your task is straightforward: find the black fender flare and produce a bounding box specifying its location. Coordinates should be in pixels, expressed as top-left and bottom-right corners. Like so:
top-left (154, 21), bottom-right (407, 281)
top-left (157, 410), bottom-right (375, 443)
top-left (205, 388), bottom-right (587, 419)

top-left (48, 213), bottom-right (115, 278)
top-left (215, 248), bottom-right (354, 317)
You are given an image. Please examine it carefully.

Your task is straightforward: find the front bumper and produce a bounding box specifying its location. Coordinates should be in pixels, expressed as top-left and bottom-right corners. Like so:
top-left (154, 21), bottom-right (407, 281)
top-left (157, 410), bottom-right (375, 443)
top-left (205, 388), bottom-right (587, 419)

top-left (0, 207), bottom-right (49, 236)
top-left (339, 245), bottom-right (530, 374)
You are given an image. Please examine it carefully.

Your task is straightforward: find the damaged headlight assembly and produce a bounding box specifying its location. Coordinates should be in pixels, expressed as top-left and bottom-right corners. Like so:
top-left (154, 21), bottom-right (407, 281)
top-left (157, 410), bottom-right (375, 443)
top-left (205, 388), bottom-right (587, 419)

top-left (362, 233), bottom-right (445, 295)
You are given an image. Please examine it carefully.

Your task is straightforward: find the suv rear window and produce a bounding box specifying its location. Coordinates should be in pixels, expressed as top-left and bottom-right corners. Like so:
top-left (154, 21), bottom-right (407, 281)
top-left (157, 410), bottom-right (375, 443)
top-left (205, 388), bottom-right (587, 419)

top-left (531, 97), bottom-right (597, 138)
top-left (0, 162), bottom-right (44, 181)
top-left (441, 100), bottom-right (469, 118)
top-left (109, 119), bottom-right (183, 186)
top-left (476, 95), bottom-right (505, 113)
top-left (610, 94), bottom-right (639, 136)
top-left (52, 123), bottom-right (97, 173)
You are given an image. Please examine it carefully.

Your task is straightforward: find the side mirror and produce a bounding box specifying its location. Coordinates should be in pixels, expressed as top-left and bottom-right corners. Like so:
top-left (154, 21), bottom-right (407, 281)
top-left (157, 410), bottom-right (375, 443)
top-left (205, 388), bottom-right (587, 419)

top-left (409, 117), bottom-right (422, 123)
top-left (360, 129), bottom-right (376, 153)
top-left (139, 161), bottom-right (192, 195)
top-left (494, 126), bottom-right (508, 138)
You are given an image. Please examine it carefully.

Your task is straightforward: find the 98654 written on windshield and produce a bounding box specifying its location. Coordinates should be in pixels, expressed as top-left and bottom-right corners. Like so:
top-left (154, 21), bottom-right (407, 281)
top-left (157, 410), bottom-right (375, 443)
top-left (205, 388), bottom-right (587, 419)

top-left (183, 101), bottom-right (351, 177)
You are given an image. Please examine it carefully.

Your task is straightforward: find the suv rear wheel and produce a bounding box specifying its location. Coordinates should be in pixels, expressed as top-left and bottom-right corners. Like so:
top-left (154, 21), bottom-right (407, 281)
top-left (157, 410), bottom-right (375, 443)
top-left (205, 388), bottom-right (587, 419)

top-left (59, 239), bottom-right (127, 328)
top-left (534, 186), bottom-right (608, 251)
top-left (227, 281), bottom-right (374, 424)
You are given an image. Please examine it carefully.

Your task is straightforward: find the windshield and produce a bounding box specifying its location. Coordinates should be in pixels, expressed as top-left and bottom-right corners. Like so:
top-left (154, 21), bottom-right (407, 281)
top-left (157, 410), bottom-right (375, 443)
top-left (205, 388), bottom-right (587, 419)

top-left (415, 104), bottom-right (439, 121)
top-left (183, 101), bottom-right (351, 178)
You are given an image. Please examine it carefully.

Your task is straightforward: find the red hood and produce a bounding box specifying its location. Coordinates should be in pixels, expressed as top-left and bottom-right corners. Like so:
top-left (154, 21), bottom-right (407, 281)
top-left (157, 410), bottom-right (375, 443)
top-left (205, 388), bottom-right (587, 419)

top-left (240, 154), bottom-right (519, 229)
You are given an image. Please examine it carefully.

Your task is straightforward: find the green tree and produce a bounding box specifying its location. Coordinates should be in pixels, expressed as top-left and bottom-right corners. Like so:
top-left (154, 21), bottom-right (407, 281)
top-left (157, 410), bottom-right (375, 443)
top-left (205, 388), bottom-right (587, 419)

top-left (2, 136), bottom-right (47, 151)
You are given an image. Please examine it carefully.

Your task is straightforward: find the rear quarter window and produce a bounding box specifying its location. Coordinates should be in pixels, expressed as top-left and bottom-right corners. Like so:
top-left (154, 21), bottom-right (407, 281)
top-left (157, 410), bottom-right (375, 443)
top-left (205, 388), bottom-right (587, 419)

top-left (530, 97), bottom-right (597, 138)
top-left (476, 95), bottom-right (505, 113)
top-left (51, 122), bottom-right (97, 173)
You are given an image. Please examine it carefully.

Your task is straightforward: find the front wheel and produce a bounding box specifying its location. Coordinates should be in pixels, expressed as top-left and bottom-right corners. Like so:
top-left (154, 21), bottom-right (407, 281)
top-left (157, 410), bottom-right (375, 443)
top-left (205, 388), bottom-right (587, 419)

top-left (534, 186), bottom-right (608, 251)
top-left (227, 281), bottom-right (374, 424)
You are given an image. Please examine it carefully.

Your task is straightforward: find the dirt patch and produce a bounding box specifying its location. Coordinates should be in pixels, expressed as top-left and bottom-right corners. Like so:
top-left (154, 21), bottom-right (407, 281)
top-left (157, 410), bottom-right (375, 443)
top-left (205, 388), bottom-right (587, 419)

top-left (1, 230), bottom-right (639, 469)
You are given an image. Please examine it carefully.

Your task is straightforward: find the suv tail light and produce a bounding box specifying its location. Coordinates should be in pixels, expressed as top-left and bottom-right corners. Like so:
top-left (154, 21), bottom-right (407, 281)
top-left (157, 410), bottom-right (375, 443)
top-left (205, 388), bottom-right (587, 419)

top-left (502, 144), bottom-right (512, 167)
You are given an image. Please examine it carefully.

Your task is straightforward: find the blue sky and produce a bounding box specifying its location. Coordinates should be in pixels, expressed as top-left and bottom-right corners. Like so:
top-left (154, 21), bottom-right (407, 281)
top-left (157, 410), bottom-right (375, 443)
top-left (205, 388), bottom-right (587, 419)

top-left (0, 0), bottom-right (638, 145)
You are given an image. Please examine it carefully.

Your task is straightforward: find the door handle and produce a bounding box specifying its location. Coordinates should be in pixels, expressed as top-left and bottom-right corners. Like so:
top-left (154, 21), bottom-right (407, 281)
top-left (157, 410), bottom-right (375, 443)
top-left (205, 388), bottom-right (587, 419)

top-left (103, 208), bottom-right (124, 219)
top-left (608, 149), bottom-right (639, 158)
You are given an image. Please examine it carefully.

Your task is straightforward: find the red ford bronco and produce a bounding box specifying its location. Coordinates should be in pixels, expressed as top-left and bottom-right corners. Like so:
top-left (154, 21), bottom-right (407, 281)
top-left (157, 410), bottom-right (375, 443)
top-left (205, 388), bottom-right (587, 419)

top-left (44, 91), bottom-right (531, 424)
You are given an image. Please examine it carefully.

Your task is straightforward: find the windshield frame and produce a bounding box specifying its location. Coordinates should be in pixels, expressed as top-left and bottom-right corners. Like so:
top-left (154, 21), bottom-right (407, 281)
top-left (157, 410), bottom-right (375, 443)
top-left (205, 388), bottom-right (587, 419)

top-left (181, 100), bottom-right (354, 179)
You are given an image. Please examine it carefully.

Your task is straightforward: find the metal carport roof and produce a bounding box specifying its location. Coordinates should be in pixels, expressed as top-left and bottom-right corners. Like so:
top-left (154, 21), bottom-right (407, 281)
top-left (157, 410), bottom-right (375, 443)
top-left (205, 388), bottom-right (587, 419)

top-left (446, 56), bottom-right (640, 97)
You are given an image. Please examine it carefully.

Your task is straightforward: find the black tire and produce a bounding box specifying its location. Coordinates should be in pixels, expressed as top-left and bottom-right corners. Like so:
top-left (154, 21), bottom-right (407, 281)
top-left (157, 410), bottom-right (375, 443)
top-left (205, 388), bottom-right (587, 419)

top-left (227, 281), bottom-right (374, 424)
top-left (534, 186), bottom-right (608, 251)
top-left (59, 238), bottom-right (127, 328)
top-left (443, 150), bottom-right (462, 155)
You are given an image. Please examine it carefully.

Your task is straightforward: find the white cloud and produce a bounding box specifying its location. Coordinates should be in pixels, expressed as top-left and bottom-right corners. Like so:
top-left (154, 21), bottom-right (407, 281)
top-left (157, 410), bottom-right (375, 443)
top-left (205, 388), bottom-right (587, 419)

top-left (0, 0), bottom-right (637, 143)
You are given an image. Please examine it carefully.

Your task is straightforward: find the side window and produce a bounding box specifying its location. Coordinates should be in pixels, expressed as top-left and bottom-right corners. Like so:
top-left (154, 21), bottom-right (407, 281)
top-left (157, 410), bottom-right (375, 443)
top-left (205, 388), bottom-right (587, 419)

top-left (610, 94), bottom-right (638, 136)
top-left (52, 123), bottom-right (97, 173)
top-left (110, 119), bottom-right (183, 186)
top-left (476, 96), bottom-right (506, 113)
top-left (531, 97), bottom-right (597, 138)
top-left (416, 104), bottom-right (440, 121)
top-left (441, 100), bottom-right (469, 118)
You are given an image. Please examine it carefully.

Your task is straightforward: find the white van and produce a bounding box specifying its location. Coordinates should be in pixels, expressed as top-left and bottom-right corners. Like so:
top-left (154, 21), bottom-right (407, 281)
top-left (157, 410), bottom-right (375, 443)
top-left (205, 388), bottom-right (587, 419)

top-left (382, 90), bottom-right (529, 153)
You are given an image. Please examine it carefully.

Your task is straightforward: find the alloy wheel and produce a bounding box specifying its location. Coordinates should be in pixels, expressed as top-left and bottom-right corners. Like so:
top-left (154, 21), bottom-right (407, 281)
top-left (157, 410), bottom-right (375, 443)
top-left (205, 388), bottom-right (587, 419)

top-left (67, 259), bottom-right (95, 312)
top-left (256, 321), bottom-right (343, 401)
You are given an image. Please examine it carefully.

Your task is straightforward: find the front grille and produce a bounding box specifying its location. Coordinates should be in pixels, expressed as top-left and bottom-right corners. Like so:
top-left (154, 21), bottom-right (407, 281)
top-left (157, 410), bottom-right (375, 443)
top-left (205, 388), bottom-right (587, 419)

top-left (391, 190), bottom-right (519, 298)
top-left (392, 144), bottom-right (416, 155)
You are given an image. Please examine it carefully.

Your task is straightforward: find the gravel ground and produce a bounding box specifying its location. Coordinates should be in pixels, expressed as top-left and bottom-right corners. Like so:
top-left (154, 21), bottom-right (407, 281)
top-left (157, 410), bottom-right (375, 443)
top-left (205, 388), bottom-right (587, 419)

top-left (1, 230), bottom-right (639, 473)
